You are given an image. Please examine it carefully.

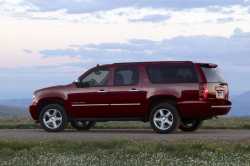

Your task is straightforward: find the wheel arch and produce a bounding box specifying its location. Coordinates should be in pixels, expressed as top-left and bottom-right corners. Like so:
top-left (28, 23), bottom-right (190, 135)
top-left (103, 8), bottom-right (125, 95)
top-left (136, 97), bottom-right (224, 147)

top-left (37, 97), bottom-right (69, 119)
top-left (145, 95), bottom-right (178, 121)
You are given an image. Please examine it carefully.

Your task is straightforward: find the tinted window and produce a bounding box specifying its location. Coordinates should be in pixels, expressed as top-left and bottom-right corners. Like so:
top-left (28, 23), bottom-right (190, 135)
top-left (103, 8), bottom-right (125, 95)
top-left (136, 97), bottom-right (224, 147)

top-left (114, 68), bottom-right (139, 86)
top-left (201, 67), bottom-right (225, 83)
top-left (81, 68), bottom-right (110, 87)
top-left (147, 65), bottom-right (198, 83)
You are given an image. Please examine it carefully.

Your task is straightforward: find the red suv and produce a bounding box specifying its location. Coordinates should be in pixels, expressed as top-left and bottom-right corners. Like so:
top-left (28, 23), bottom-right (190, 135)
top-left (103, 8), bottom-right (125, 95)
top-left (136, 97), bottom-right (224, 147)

top-left (29, 61), bottom-right (231, 133)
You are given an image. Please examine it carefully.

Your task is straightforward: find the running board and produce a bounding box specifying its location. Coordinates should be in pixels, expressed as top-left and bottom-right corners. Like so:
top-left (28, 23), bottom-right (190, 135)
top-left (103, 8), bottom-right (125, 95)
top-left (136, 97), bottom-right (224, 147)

top-left (71, 117), bottom-right (145, 122)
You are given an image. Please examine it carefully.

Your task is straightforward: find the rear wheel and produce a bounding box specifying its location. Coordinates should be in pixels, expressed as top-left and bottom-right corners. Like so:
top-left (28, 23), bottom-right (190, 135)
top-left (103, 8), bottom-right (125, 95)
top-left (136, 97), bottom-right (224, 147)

top-left (39, 104), bottom-right (68, 132)
top-left (71, 121), bottom-right (96, 130)
top-left (150, 102), bottom-right (180, 134)
top-left (179, 120), bottom-right (202, 132)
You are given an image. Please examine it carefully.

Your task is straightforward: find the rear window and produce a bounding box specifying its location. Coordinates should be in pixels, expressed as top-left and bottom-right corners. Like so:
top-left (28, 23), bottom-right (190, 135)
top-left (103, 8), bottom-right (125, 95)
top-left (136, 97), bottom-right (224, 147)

top-left (201, 67), bottom-right (225, 83)
top-left (147, 64), bottom-right (198, 84)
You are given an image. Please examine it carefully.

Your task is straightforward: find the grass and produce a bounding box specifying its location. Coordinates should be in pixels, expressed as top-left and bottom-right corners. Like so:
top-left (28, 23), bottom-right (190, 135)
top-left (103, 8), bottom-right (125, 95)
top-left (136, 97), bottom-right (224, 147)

top-left (202, 117), bottom-right (250, 129)
top-left (0, 139), bottom-right (250, 166)
top-left (0, 117), bottom-right (250, 130)
top-left (0, 118), bottom-right (38, 129)
top-left (0, 118), bottom-right (250, 165)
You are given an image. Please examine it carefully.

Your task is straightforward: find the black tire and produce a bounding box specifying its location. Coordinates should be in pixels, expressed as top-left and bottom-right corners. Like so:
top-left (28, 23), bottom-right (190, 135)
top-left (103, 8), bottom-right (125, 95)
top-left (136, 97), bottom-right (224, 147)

top-left (39, 104), bottom-right (68, 132)
top-left (71, 121), bottom-right (96, 131)
top-left (179, 120), bottom-right (202, 132)
top-left (150, 102), bottom-right (180, 134)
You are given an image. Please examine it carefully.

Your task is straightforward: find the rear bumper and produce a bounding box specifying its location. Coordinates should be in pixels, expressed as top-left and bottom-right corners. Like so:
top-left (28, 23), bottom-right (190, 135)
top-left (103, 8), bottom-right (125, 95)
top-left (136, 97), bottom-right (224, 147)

top-left (29, 104), bottom-right (39, 121)
top-left (178, 100), bottom-right (232, 119)
top-left (209, 104), bottom-right (231, 116)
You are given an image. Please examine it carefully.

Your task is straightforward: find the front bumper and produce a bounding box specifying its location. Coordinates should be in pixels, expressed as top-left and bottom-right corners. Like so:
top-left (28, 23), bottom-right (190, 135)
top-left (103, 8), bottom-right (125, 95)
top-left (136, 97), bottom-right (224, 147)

top-left (29, 104), bottom-right (39, 121)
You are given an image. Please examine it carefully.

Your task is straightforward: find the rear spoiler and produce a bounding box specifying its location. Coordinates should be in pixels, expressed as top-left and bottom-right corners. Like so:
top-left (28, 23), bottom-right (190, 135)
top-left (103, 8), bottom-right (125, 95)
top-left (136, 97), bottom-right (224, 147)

top-left (199, 63), bottom-right (218, 68)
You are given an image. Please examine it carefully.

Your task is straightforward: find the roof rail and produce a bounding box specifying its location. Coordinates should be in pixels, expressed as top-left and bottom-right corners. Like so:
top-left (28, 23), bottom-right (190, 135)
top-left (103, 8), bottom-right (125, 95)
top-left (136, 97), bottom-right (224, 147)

top-left (113, 61), bottom-right (193, 65)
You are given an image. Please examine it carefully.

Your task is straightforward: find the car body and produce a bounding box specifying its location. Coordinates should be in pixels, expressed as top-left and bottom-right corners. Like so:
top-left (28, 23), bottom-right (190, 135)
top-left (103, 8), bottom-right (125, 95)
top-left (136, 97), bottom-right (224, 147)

top-left (29, 61), bottom-right (231, 133)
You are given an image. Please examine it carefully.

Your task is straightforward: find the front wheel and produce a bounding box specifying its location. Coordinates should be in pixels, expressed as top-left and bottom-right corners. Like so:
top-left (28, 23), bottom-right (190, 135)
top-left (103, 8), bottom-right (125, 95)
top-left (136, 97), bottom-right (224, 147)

top-left (39, 104), bottom-right (68, 132)
top-left (179, 120), bottom-right (202, 132)
top-left (71, 121), bottom-right (96, 130)
top-left (150, 102), bottom-right (180, 134)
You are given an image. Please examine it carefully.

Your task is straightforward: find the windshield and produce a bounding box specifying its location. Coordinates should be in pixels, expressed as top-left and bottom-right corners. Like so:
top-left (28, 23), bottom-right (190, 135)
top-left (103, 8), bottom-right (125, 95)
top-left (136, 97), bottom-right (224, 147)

top-left (201, 67), bottom-right (226, 83)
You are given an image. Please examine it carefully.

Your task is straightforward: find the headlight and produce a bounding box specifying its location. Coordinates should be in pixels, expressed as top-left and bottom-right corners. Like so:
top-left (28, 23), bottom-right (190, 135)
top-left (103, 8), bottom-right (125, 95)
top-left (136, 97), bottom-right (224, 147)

top-left (32, 95), bottom-right (37, 103)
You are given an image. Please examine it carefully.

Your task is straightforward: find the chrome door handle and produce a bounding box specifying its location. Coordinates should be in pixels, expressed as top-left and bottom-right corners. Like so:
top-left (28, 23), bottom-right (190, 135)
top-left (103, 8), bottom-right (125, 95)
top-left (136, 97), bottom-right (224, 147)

top-left (129, 88), bottom-right (140, 92)
top-left (98, 89), bottom-right (106, 93)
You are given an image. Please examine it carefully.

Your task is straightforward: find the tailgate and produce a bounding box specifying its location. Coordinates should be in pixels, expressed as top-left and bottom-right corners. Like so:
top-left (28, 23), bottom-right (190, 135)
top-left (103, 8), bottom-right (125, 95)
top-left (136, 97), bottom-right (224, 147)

top-left (207, 82), bottom-right (229, 102)
top-left (201, 65), bottom-right (230, 104)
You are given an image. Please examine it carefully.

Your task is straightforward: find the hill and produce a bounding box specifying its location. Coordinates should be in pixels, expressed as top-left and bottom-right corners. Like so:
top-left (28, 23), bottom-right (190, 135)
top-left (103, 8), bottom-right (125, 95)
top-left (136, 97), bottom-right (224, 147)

top-left (230, 91), bottom-right (250, 116)
top-left (0, 99), bottom-right (31, 108)
top-left (0, 105), bottom-right (28, 118)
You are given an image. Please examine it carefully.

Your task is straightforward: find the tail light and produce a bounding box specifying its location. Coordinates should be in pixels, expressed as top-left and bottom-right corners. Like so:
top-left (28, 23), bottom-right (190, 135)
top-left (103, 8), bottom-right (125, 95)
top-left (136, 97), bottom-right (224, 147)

top-left (199, 83), bottom-right (208, 100)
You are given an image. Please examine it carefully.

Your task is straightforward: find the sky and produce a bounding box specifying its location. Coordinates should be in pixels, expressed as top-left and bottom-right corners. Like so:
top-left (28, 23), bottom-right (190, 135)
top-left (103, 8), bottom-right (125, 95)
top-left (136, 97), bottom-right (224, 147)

top-left (0, 0), bottom-right (250, 99)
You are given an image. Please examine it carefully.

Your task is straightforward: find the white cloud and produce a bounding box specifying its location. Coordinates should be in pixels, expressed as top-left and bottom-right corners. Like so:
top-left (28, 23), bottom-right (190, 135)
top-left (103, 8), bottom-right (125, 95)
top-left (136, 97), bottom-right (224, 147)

top-left (0, 3), bottom-right (250, 69)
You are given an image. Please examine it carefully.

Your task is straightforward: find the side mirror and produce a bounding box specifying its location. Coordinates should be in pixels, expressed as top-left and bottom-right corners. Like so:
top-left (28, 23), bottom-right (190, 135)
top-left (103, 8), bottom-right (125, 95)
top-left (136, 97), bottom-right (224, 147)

top-left (73, 80), bottom-right (90, 88)
top-left (73, 79), bottom-right (80, 87)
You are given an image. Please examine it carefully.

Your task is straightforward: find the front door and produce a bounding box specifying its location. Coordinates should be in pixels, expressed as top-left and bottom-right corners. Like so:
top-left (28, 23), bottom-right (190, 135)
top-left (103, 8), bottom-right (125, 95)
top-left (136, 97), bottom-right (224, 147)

top-left (68, 67), bottom-right (112, 118)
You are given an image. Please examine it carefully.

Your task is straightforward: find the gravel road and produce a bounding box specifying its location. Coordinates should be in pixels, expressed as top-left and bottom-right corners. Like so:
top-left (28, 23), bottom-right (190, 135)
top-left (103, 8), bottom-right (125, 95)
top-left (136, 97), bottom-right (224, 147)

top-left (0, 129), bottom-right (249, 142)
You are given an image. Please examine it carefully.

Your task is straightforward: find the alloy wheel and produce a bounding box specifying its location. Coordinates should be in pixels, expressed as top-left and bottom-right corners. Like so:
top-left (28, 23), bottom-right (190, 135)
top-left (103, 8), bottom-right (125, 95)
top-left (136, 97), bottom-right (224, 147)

top-left (153, 108), bottom-right (174, 130)
top-left (42, 109), bottom-right (63, 130)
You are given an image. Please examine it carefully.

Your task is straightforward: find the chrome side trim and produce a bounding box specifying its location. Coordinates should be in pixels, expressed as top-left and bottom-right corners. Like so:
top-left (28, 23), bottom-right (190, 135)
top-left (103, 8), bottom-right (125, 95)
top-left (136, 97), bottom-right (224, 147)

top-left (110, 103), bottom-right (141, 106)
top-left (211, 105), bottom-right (231, 108)
top-left (178, 101), bottom-right (207, 104)
top-left (129, 89), bottom-right (140, 92)
top-left (72, 104), bottom-right (109, 107)
top-left (72, 103), bottom-right (141, 107)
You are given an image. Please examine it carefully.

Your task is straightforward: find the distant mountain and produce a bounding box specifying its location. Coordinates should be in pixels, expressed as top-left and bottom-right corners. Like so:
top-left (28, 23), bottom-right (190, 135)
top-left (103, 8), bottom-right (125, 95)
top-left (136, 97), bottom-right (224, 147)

top-left (0, 105), bottom-right (28, 118)
top-left (230, 91), bottom-right (250, 116)
top-left (0, 99), bottom-right (31, 108)
top-left (0, 99), bottom-right (30, 119)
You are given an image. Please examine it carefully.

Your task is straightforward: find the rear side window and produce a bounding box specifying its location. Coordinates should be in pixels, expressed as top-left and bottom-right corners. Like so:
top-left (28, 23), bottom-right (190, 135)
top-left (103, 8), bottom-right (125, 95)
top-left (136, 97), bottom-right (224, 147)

top-left (201, 67), bottom-right (225, 83)
top-left (114, 68), bottom-right (139, 86)
top-left (147, 64), bottom-right (198, 84)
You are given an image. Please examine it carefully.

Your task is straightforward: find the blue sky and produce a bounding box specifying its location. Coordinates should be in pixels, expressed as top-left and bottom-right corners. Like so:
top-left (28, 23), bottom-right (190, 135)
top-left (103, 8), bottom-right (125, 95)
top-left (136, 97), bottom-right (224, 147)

top-left (0, 0), bottom-right (250, 99)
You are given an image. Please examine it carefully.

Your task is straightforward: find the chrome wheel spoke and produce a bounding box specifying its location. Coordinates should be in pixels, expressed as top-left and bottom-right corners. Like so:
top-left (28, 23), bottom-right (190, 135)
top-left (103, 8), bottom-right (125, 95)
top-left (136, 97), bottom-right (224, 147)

top-left (165, 112), bottom-right (171, 118)
top-left (154, 118), bottom-right (162, 122)
top-left (47, 119), bottom-right (52, 123)
top-left (164, 119), bottom-right (172, 126)
top-left (52, 121), bottom-right (57, 128)
top-left (45, 111), bottom-right (52, 117)
top-left (160, 121), bottom-right (165, 129)
top-left (45, 118), bottom-right (53, 124)
top-left (51, 109), bottom-right (57, 116)
top-left (55, 117), bottom-right (62, 121)
top-left (159, 110), bottom-right (164, 116)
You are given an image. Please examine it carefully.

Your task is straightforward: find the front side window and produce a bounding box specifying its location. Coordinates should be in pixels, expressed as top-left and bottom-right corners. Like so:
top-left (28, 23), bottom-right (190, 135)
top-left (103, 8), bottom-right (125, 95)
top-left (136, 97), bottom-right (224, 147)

top-left (114, 68), bottom-right (139, 86)
top-left (80, 68), bottom-right (110, 87)
top-left (147, 64), bottom-right (198, 84)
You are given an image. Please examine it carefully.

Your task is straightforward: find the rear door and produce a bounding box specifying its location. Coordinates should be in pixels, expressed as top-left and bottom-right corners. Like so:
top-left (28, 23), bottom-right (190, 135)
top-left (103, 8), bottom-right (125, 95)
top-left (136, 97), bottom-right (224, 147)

top-left (107, 66), bottom-right (147, 118)
top-left (201, 64), bottom-right (229, 103)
